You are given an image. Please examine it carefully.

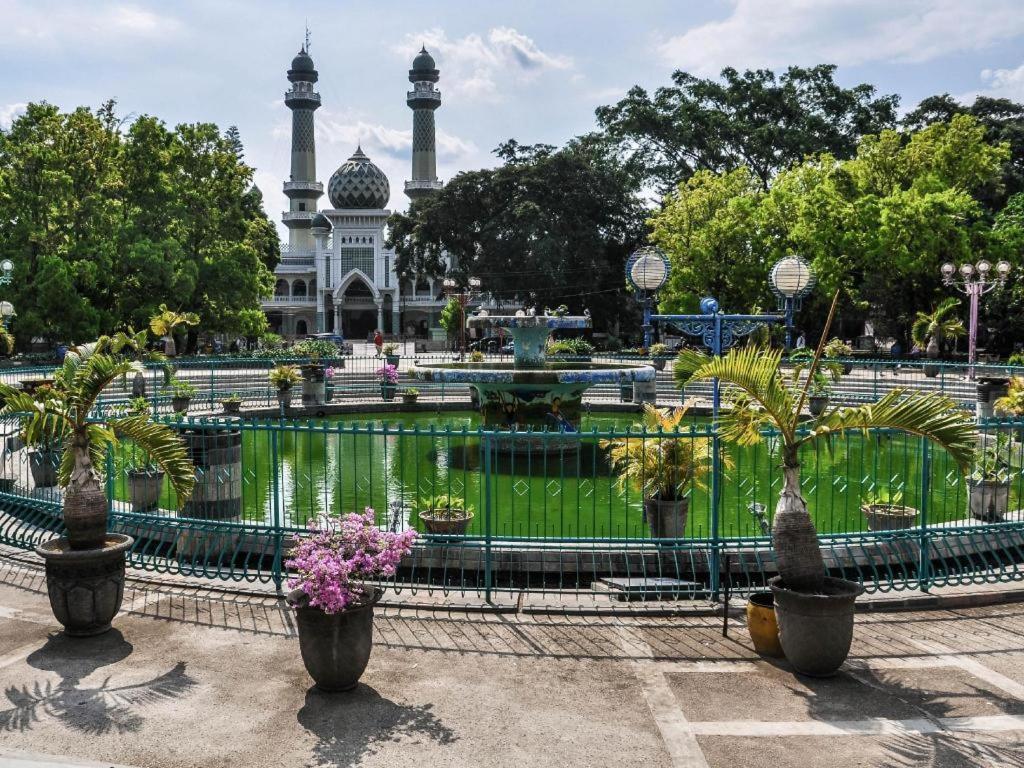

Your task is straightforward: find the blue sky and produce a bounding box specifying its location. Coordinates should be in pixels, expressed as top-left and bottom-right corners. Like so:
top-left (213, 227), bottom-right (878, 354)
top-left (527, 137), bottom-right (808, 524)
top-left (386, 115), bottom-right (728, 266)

top-left (1, 0), bottom-right (1023, 236)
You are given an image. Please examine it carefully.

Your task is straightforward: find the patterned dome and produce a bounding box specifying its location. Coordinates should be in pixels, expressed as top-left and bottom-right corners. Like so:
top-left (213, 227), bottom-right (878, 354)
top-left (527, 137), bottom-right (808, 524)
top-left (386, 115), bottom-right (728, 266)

top-left (291, 49), bottom-right (315, 73)
top-left (327, 147), bottom-right (390, 209)
top-left (412, 46), bottom-right (436, 72)
top-left (310, 212), bottom-right (332, 230)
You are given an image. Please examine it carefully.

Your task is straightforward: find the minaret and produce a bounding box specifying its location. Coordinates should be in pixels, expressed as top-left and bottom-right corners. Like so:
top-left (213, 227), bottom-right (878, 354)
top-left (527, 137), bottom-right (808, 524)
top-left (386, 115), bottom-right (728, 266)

top-left (283, 44), bottom-right (323, 249)
top-left (405, 46), bottom-right (443, 200)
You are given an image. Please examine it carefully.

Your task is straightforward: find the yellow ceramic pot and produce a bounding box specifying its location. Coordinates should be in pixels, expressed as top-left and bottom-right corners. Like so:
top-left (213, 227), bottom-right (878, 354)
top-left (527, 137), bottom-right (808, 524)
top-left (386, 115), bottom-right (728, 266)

top-left (746, 591), bottom-right (784, 657)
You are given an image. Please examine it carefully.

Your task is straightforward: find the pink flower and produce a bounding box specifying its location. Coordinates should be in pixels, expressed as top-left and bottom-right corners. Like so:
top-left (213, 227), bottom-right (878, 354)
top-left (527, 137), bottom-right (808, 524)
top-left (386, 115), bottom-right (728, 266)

top-left (286, 507), bottom-right (417, 614)
top-left (376, 364), bottom-right (399, 384)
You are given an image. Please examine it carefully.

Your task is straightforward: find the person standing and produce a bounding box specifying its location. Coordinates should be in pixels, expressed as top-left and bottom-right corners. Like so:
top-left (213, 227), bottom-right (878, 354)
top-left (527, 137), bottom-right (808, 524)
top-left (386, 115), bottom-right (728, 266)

top-left (373, 329), bottom-right (383, 357)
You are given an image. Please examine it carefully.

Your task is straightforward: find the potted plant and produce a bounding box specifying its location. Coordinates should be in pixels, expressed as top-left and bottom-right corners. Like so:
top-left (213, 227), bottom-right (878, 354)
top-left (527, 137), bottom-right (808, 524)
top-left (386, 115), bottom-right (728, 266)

top-left (126, 454), bottom-right (165, 513)
top-left (149, 304), bottom-right (199, 358)
top-left (382, 343), bottom-right (400, 368)
top-left (221, 393), bottom-right (242, 415)
top-left (285, 508), bottom-right (416, 691)
top-left (469, 350), bottom-right (485, 363)
top-left (269, 364), bottom-right (303, 410)
top-left (649, 343), bottom-right (670, 371)
top-left (824, 338), bottom-right (854, 375)
top-left (0, 338), bottom-right (194, 636)
top-left (602, 405), bottom-right (721, 539)
top-left (166, 379), bottom-right (196, 414)
top-left (416, 493), bottom-right (475, 536)
top-left (401, 387), bottom-right (419, 405)
top-left (968, 433), bottom-right (1012, 521)
top-left (675, 307), bottom-right (975, 676)
top-left (912, 298), bottom-right (965, 378)
top-left (548, 337), bottom-right (595, 361)
top-left (860, 488), bottom-right (918, 531)
top-left (790, 348), bottom-right (840, 416)
top-left (377, 363), bottom-right (398, 400)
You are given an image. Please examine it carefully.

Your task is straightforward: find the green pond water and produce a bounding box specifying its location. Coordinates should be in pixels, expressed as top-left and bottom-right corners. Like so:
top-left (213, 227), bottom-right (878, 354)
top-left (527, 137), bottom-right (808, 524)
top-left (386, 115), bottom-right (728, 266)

top-left (112, 410), bottom-right (993, 539)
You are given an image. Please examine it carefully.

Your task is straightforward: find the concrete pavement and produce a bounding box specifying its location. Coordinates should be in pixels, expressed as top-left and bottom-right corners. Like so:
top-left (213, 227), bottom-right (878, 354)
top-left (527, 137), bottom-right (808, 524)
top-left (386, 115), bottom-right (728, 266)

top-left (1, 555), bottom-right (1024, 767)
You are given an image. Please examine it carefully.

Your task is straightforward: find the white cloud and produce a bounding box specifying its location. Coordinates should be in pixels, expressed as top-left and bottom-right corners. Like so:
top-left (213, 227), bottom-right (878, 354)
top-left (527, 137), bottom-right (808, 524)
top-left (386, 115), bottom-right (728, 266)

top-left (396, 27), bottom-right (573, 103)
top-left (0, 1), bottom-right (182, 49)
top-left (978, 63), bottom-right (1024, 101)
top-left (0, 102), bottom-right (26, 130)
top-left (659, 0), bottom-right (1024, 75)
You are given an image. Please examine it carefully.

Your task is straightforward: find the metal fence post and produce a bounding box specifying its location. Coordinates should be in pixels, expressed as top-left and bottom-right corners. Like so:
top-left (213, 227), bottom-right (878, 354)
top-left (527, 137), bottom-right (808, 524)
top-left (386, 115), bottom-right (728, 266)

top-left (710, 428), bottom-right (721, 601)
top-left (105, 442), bottom-right (115, 511)
top-left (918, 436), bottom-right (931, 592)
top-left (271, 428), bottom-right (283, 589)
top-left (483, 430), bottom-right (493, 603)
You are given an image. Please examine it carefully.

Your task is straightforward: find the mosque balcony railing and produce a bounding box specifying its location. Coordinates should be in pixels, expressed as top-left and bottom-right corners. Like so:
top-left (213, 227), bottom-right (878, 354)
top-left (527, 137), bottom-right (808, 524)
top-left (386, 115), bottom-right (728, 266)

top-left (407, 88), bottom-right (441, 103)
top-left (403, 295), bottom-right (445, 304)
top-left (285, 91), bottom-right (321, 107)
top-left (283, 181), bottom-right (324, 195)
top-left (276, 260), bottom-right (315, 271)
top-left (263, 296), bottom-right (316, 305)
top-left (404, 180), bottom-right (444, 192)
top-left (282, 211), bottom-right (317, 224)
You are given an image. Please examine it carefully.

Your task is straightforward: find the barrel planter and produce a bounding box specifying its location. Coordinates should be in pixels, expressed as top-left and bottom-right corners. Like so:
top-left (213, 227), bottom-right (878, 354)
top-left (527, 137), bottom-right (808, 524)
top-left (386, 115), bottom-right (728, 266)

top-left (177, 422), bottom-right (243, 562)
top-left (746, 591), bottom-right (783, 657)
top-left (300, 364), bottom-right (326, 407)
top-left (128, 468), bottom-right (165, 512)
top-left (633, 379), bottom-right (656, 405)
top-left (29, 448), bottom-right (60, 488)
top-left (385, 354), bottom-right (400, 369)
top-left (644, 497), bottom-right (688, 539)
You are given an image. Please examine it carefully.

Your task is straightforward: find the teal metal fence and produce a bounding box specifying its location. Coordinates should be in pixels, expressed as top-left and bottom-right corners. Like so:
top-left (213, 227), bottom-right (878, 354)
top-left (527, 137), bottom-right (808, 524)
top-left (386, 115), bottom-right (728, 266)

top-left (1, 410), bottom-right (1024, 601)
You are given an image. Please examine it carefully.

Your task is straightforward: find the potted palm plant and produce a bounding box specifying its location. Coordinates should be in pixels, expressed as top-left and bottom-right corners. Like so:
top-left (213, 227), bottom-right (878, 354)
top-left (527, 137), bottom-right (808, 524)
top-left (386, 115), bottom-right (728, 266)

top-left (860, 488), bottom-right (918, 531)
top-left (221, 393), bottom-right (242, 415)
top-left (967, 433), bottom-right (1012, 521)
top-left (0, 339), bottom-right (194, 636)
top-left (824, 338), bottom-right (854, 375)
top-left (602, 405), bottom-right (720, 539)
top-left (401, 387), bottom-right (419, 405)
top-left (675, 303), bottom-right (975, 676)
top-left (286, 508), bottom-right (416, 691)
top-left (790, 348), bottom-right (841, 416)
top-left (416, 493), bottom-right (474, 536)
top-left (269, 364), bottom-right (303, 410)
top-left (649, 343), bottom-right (670, 371)
top-left (168, 378), bottom-right (196, 414)
top-left (912, 298), bottom-right (965, 378)
top-left (377, 363), bottom-right (398, 400)
top-left (149, 304), bottom-right (200, 358)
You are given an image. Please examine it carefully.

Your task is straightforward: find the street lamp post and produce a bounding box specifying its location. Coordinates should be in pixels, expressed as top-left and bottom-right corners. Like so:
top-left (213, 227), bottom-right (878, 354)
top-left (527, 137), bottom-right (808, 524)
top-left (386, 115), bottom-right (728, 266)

top-left (625, 247), bottom-right (670, 349)
top-left (443, 276), bottom-right (482, 356)
top-left (941, 259), bottom-right (1011, 380)
top-left (0, 260), bottom-right (13, 287)
top-left (769, 256), bottom-right (816, 352)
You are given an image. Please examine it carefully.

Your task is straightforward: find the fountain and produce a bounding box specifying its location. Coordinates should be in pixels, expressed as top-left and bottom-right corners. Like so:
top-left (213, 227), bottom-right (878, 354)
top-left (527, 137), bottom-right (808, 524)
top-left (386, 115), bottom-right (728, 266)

top-left (410, 311), bottom-right (655, 451)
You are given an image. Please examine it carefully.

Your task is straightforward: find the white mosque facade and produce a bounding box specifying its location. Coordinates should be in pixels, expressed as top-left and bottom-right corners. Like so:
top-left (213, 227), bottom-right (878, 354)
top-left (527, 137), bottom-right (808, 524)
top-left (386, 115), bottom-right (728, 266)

top-left (262, 46), bottom-right (448, 341)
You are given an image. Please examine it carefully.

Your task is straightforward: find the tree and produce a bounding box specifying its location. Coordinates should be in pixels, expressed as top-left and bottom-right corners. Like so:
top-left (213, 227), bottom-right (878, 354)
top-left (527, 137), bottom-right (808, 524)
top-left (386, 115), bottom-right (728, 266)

top-left (149, 304), bottom-right (199, 357)
top-left (388, 139), bottom-right (647, 334)
top-left (596, 64), bottom-right (898, 193)
top-left (911, 298), bottom-right (965, 358)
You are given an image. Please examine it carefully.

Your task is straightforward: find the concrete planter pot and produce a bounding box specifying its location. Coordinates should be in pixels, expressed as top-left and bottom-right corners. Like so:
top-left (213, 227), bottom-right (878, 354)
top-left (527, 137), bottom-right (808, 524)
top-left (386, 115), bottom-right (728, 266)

top-left (171, 396), bottom-right (191, 414)
top-left (860, 503), bottom-right (919, 532)
top-left (287, 587), bottom-right (381, 691)
top-left (277, 387), bottom-right (293, 411)
top-left (643, 497), bottom-right (689, 539)
top-left (380, 384), bottom-right (397, 401)
top-left (652, 358), bottom-right (667, 372)
top-left (769, 576), bottom-right (864, 677)
top-left (128, 468), bottom-right (164, 512)
top-left (808, 395), bottom-right (829, 417)
top-left (401, 393), bottom-right (419, 405)
top-left (968, 478), bottom-right (1011, 521)
top-left (419, 508), bottom-right (474, 536)
top-left (221, 401), bottom-right (241, 415)
top-left (35, 534), bottom-right (134, 636)
top-left (619, 383), bottom-right (633, 402)
top-left (923, 363), bottom-right (940, 378)
top-left (385, 354), bottom-right (401, 368)
top-left (746, 591), bottom-right (783, 657)
top-left (29, 448), bottom-right (60, 488)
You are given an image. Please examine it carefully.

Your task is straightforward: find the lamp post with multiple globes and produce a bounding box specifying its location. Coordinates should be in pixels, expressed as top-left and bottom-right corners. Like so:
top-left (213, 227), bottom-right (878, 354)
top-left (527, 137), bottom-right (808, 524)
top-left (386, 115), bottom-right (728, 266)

top-left (940, 260), bottom-right (1011, 379)
top-left (442, 276), bottom-right (482, 356)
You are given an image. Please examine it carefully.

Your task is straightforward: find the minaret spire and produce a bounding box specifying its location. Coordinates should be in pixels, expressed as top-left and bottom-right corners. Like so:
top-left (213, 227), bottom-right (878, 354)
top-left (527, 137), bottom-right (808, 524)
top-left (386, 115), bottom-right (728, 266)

top-left (283, 43), bottom-right (323, 250)
top-left (405, 46), bottom-right (443, 200)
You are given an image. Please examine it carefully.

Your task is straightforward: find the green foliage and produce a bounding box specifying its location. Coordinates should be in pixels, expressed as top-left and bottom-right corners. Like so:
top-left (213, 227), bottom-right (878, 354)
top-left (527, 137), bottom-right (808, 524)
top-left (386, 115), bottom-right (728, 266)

top-left (382, 343), bottom-right (399, 355)
top-left (1008, 353), bottom-right (1024, 367)
top-left (221, 393), bottom-right (242, 405)
top-left (547, 337), bottom-right (595, 356)
top-left (167, 378), bottom-right (196, 398)
top-left (469, 350), bottom-right (485, 363)
top-left (416, 493), bottom-right (473, 517)
top-left (823, 338), bottom-right (852, 358)
top-left (862, 487), bottom-right (904, 507)
top-left (994, 377), bottom-right (1024, 416)
top-left (649, 343), bottom-right (670, 357)
top-left (438, 298), bottom-right (462, 339)
top-left (269, 364), bottom-right (302, 390)
top-left (291, 339), bottom-right (338, 360)
top-left (911, 297), bottom-right (965, 352)
top-left (596, 64), bottom-right (898, 194)
top-left (789, 348), bottom-right (841, 396)
top-left (971, 433), bottom-right (1012, 482)
top-left (389, 139), bottom-right (645, 332)
top-left (0, 103), bottom-right (277, 347)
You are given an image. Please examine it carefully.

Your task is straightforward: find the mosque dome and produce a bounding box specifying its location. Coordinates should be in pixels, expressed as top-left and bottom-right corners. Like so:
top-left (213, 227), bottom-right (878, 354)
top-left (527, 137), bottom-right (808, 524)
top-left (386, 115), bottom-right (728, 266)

top-left (310, 212), bottom-right (332, 230)
top-left (327, 147), bottom-right (390, 209)
top-left (291, 48), bottom-right (315, 73)
top-left (412, 46), bottom-right (436, 73)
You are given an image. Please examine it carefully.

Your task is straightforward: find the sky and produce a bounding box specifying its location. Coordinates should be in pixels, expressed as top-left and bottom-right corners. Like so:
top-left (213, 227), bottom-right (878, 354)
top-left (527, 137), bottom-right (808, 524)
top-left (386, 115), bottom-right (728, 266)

top-left (1, 0), bottom-right (1022, 238)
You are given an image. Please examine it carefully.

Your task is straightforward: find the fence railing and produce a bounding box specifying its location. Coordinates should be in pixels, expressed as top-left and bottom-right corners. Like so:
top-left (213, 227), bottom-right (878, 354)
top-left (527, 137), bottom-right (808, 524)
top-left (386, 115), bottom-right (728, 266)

top-left (1, 410), bottom-right (1023, 601)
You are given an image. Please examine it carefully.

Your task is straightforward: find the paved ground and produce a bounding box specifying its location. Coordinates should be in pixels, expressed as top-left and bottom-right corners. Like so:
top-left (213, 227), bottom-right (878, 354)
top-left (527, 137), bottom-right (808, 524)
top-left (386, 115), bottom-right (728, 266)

top-left (1, 557), bottom-right (1024, 767)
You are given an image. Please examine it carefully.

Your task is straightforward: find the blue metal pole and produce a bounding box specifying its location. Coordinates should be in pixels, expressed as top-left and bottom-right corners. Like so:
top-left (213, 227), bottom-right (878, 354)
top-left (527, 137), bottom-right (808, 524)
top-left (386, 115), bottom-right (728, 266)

top-left (784, 298), bottom-right (794, 352)
top-left (271, 429), bottom-right (283, 589)
top-left (710, 313), bottom-right (722, 600)
top-left (642, 295), bottom-right (653, 349)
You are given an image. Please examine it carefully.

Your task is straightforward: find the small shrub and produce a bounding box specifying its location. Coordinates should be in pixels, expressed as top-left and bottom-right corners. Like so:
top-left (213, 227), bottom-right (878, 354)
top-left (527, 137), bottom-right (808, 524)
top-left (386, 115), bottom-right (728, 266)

top-left (269, 364), bottom-right (303, 390)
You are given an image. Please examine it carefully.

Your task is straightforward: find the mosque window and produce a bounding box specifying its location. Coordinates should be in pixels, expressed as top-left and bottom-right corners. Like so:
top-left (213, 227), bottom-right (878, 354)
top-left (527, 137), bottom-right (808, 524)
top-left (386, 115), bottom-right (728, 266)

top-left (340, 247), bottom-right (374, 281)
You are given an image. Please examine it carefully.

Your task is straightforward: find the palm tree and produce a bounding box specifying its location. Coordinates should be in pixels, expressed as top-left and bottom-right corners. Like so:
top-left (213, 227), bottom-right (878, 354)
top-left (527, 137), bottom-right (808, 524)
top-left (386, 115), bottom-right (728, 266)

top-left (912, 297), bottom-right (965, 359)
top-left (0, 339), bottom-right (194, 550)
top-left (149, 305), bottom-right (200, 358)
top-left (674, 344), bottom-right (976, 592)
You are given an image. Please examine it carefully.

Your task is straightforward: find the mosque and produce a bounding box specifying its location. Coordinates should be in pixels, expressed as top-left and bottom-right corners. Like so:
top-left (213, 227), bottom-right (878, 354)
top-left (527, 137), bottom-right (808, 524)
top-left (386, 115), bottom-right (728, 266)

top-left (262, 44), bottom-right (449, 341)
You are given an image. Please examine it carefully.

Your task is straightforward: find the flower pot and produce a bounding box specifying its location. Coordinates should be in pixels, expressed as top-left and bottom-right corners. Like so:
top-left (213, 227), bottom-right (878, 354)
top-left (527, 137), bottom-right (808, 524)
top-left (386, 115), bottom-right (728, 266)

top-left (171, 396), bottom-right (191, 414)
top-left (128, 468), bottom-right (165, 512)
top-left (277, 387), bottom-right (293, 410)
top-left (746, 591), bottom-right (783, 657)
top-left (619, 383), bottom-right (633, 403)
top-left (808, 395), bottom-right (829, 416)
top-left (644, 497), bottom-right (689, 539)
top-left (401, 394), bottom-right (419, 405)
top-left (380, 384), bottom-right (397, 401)
top-left (300, 364), bottom-right (326, 406)
top-left (35, 534), bottom-right (134, 636)
top-left (923, 363), bottom-right (939, 378)
top-left (385, 354), bottom-right (400, 368)
top-left (652, 358), bottom-right (666, 372)
top-left (860, 503), bottom-right (919, 532)
top-left (221, 401), bottom-right (241, 415)
top-left (842, 363), bottom-right (853, 376)
top-left (968, 478), bottom-right (1011, 521)
top-left (769, 576), bottom-right (864, 677)
top-left (419, 508), bottom-right (474, 536)
top-left (287, 587), bottom-right (381, 691)
top-left (29, 448), bottom-right (60, 488)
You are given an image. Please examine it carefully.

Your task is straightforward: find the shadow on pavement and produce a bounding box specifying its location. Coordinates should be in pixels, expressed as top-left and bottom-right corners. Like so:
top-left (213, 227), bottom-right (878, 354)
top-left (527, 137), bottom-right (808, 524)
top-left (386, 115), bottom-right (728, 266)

top-left (0, 629), bottom-right (197, 735)
top-left (297, 684), bottom-right (457, 767)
